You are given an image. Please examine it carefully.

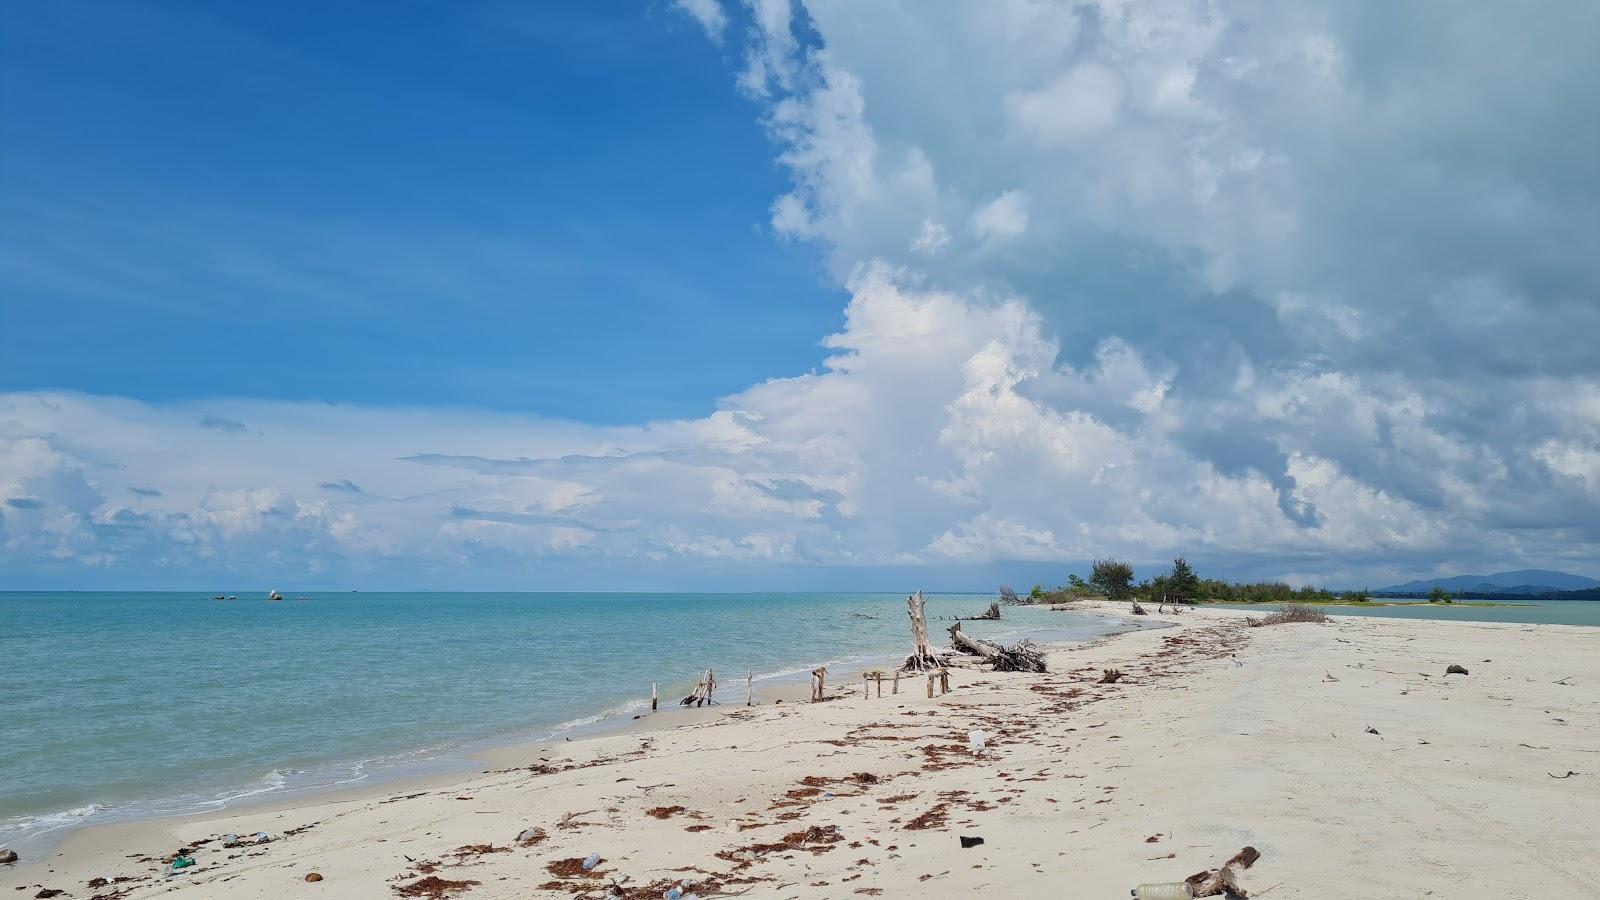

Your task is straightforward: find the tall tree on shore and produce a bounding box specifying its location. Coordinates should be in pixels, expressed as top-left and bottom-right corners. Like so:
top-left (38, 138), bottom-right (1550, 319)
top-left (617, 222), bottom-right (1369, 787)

top-left (1090, 558), bottom-right (1135, 600)
top-left (1168, 556), bottom-right (1200, 600)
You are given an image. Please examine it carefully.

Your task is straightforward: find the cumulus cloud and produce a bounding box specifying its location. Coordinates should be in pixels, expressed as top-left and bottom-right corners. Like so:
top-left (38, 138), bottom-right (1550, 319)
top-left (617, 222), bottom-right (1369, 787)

top-left (4, 263), bottom-right (1596, 586)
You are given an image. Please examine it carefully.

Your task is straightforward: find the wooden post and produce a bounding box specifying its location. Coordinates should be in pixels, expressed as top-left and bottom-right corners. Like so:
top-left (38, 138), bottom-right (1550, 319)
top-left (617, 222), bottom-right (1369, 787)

top-left (811, 666), bottom-right (827, 702)
top-left (892, 670), bottom-right (900, 695)
top-left (862, 672), bottom-right (869, 701)
top-left (651, 682), bottom-right (658, 711)
top-left (927, 674), bottom-right (935, 698)
top-left (875, 672), bottom-right (884, 697)
top-left (746, 670), bottom-right (754, 706)
top-left (941, 669), bottom-right (950, 694)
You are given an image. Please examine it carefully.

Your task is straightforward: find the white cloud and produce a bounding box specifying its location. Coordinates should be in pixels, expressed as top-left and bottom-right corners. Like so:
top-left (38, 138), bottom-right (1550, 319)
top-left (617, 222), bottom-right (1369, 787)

top-left (1006, 64), bottom-right (1124, 146)
top-left (6, 265), bottom-right (1596, 585)
top-left (972, 190), bottom-right (1029, 243)
top-left (671, 0), bottom-right (729, 43)
top-left (910, 218), bottom-right (951, 255)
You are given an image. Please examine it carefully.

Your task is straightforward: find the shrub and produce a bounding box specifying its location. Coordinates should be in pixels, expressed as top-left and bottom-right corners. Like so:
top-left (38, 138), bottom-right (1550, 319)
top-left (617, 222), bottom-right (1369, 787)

top-left (1247, 602), bottom-right (1332, 626)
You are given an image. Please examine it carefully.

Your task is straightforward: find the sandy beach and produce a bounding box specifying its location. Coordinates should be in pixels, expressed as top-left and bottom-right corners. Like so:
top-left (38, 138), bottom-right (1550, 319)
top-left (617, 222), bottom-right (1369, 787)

top-left (5, 603), bottom-right (1596, 899)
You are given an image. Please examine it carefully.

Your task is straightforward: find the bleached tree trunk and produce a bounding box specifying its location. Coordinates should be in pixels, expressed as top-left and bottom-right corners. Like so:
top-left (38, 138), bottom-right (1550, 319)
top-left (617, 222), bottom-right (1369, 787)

top-left (903, 591), bottom-right (941, 670)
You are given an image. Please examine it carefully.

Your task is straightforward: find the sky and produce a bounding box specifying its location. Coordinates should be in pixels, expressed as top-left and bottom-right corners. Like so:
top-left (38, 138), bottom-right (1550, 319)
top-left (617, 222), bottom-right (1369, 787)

top-left (2, 0), bottom-right (1598, 591)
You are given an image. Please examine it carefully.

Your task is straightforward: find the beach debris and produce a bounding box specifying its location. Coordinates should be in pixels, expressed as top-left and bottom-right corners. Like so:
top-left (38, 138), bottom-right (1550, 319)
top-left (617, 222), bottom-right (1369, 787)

top-left (1185, 845), bottom-right (1261, 897)
top-left (1133, 883), bottom-right (1194, 900)
top-left (582, 852), bottom-right (602, 871)
top-left (959, 601), bottom-right (1002, 621)
top-left (962, 731), bottom-right (990, 754)
top-left (680, 669), bottom-right (717, 707)
top-left (34, 890), bottom-right (67, 899)
top-left (304, 872), bottom-right (323, 882)
top-left (221, 833), bottom-right (239, 846)
top-left (947, 621), bottom-right (1047, 672)
top-left (1365, 725), bottom-right (1381, 735)
top-left (903, 592), bottom-right (944, 671)
top-left (1099, 668), bottom-right (1127, 684)
top-left (254, 831), bottom-right (274, 844)
top-left (394, 874), bottom-right (482, 897)
top-left (0, 848), bottom-right (16, 864)
top-left (515, 827), bottom-right (547, 846)
top-left (1131, 601), bottom-right (1149, 615)
top-left (1548, 770), bottom-right (1580, 779)
top-left (959, 835), bottom-right (984, 849)
top-left (1445, 664), bottom-right (1469, 675)
top-left (169, 855), bottom-right (195, 872)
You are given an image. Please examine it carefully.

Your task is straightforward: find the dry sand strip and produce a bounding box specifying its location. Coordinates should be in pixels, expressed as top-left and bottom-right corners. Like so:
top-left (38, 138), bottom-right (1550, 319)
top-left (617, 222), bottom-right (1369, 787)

top-left (6, 603), bottom-right (1597, 899)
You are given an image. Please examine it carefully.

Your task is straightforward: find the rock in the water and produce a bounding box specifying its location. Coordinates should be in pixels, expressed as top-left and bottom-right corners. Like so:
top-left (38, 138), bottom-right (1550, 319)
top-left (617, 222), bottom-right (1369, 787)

top-left (0, 848), bottom-right (18, 864)
top-left (1446, 664), bottom-right (1469, 675)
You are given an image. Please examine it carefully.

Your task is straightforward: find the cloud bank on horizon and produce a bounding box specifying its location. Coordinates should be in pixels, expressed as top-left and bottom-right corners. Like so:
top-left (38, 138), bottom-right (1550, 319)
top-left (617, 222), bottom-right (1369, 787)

top-left (4, 0), bottom-right (1598, 588)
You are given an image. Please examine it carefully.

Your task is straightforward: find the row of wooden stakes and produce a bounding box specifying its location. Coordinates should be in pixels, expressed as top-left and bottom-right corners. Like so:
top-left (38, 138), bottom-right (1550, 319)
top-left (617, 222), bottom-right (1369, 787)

top-left (648, 665), bottom-right (953, 710)
top-left (859, 667), bottom-right (950, 699)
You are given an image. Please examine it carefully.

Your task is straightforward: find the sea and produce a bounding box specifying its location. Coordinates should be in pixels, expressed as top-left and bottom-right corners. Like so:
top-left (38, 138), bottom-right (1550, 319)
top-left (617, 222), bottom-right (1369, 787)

top-left (0, 590), bottom-right (1145, 857)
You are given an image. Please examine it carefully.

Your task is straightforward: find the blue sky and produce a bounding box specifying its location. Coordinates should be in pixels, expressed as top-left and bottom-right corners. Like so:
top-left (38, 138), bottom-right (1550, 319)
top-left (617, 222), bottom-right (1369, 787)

top-left (3, 0), bottom-right (838, 421)
top-left (3, 1), bottom-right (1598, 590)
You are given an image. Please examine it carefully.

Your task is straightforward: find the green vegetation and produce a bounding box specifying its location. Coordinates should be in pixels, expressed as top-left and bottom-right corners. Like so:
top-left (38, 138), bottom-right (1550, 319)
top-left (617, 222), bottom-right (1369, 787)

top-left (1090, 558), bottom-right (1135, 600)
top-left (1014, 558), bottom-right (1526, 607)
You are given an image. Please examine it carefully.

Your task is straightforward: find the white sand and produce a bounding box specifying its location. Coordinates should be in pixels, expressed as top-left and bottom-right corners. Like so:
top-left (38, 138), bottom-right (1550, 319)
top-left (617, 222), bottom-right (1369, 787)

top-left (6, 603), bottom-right (1597, 899)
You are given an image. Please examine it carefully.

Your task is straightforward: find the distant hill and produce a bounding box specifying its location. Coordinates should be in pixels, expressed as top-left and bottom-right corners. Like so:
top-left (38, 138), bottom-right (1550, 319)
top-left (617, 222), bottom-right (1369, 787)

top-left (1376, 569), bottom-right (1600, 595)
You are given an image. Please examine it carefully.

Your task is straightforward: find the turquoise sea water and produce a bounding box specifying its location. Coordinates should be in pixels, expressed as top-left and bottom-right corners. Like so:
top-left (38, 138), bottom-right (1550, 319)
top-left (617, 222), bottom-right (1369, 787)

top-left (0, 591), bottom-right (1140, 856)
top-left (1214, 597), bottom-right (1600, 627)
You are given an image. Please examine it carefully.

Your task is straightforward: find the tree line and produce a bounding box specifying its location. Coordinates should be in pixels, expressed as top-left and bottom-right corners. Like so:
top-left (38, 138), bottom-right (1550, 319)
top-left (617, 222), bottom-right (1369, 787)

top-left (1022, 557), bottom-right (1372, 604)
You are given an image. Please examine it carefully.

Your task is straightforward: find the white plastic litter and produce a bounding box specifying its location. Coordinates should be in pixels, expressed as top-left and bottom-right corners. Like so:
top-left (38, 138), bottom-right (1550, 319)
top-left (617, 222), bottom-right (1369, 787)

top-left (582, 852), bottom-right (601, 871)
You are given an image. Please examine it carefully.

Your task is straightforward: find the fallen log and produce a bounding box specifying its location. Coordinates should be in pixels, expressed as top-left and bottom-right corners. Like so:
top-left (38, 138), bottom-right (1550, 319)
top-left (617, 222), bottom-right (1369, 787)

top-left (947, 622), bottom-right (1046, 673)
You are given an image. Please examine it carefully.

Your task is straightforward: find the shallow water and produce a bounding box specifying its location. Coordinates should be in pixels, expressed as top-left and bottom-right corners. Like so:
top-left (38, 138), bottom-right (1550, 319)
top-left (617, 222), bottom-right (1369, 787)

top-left (1212, 597), bottom-right (1600, 627)
top-left (0, 591), bottom-right (1141, 853)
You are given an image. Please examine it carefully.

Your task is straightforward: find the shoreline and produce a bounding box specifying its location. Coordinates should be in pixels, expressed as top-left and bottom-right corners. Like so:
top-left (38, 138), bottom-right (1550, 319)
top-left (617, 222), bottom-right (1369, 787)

top-left (6, 603), bottom-right (1597, 898)
top-left (0, 606), bottom-right (1153, 866)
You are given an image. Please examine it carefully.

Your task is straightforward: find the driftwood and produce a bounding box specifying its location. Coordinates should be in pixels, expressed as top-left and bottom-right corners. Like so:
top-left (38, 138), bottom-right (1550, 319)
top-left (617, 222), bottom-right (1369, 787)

top-left (1186, 846), bottom-right (1260, 897)
top-left (680, 669), bottom-right (716, 707)
top-left (959, 601), bottom-right (1001, 621)
top-left (1130, 600), bottom-right (1148, 615)
top-left (1098, 668), bottom-right (1125, 684)
top-left (810, 666), bottom-right (827, 702)
top-left (903, 591), bottom-right (943, 671)
top-left (998, 585), bottom-right (1023, 605)
top-left (948, 622), bottom-right (1046, 673)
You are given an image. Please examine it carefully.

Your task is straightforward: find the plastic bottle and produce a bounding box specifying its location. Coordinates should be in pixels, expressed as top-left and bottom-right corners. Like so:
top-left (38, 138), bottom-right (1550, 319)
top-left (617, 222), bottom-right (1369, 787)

top-left (1132, 884), bottom-right (1193, 900)
top-left (582, 852), bottom-right (601, 871)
